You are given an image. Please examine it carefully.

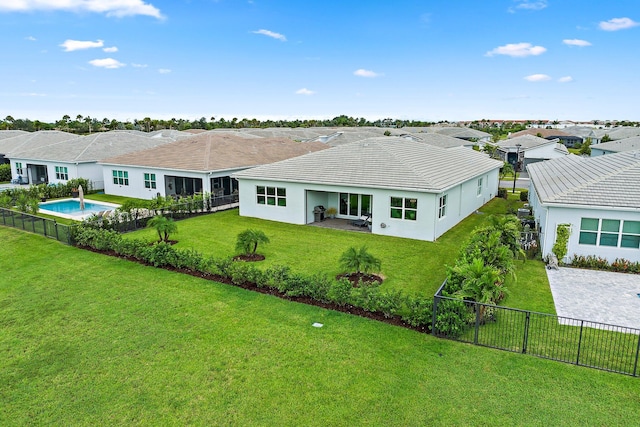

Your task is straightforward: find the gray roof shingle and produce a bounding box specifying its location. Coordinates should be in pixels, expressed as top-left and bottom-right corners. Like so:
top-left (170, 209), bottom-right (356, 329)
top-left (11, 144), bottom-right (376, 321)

top-left (234, 137), bottom-right (502, 192)
top-left (527, 151), bottom-right (640, 209)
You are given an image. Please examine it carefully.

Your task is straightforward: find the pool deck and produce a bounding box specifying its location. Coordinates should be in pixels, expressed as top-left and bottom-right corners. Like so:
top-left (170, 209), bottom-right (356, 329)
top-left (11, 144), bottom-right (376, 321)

top-left (546, 267), bottom-right (640, 330)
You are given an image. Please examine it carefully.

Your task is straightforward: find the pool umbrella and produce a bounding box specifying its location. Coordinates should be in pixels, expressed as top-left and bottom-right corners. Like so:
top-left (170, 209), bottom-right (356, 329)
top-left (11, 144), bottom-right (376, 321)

top-left (78, 184), bottom-right (85, 210)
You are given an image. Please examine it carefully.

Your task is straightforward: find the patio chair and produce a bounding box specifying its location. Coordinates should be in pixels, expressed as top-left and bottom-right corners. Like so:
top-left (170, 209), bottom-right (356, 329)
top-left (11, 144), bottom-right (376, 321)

top-left (351, 213), bottom-right (371, 227)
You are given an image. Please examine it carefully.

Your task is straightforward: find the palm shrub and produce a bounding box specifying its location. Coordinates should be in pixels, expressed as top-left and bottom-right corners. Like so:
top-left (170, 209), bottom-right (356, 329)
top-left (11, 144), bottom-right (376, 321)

top-left (0, 192), bottom-right (12, 208)
top-left (339, 245), bottom-right (382, 276)
top-left (147, 214), bottom-right (178, 243)
top-left (235, 229), bottom-right (270, 256)
top-left (0, 163), bottom-right (11, 182)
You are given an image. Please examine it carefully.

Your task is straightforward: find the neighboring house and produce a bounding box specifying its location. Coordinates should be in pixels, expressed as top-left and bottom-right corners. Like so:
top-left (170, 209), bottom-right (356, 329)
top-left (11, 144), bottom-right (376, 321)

top-left (562, 126), bottom-right (601, 145)
top-left (5, 131), bottom-right (174, 188)
top-left (0, 130), bottom-right (30, 164)
top-left (99, 132), bottom-right (329, 200)
top-left (491, 134), bottom-right (569, 170)
top-left (233, 137), bottom-right (503, 242)
top-left (591, 136), bottom-right (640, 156)
top-left (527, 151), bottom-right (640, 263)
top-left (594, 126), bottom-right (640, 142)
top-left (509, 128), bottom-right (583, 148)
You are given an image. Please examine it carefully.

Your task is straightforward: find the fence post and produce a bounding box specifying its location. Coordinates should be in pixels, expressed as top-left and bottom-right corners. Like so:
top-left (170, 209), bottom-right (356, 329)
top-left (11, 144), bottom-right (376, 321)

top-left (431, 295), bottom-right (440, 336)
top-left (54, 222), bottom-right (59, 241)
top-left (522, 311), bottom-right (530, 354)
top-left (474, 302), bottom-right (480, 345)
top-left (576, 320), bottom-right (584, 366)
top-left (42, 218), bottom-right (47, 237)
top-left (633, 333), bottom-right (640, 377)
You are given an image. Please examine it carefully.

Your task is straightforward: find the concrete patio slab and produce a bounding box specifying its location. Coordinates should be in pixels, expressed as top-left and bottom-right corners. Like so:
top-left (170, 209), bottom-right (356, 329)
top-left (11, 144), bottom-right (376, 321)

top-left (546, 267), bottom-right (640, 330)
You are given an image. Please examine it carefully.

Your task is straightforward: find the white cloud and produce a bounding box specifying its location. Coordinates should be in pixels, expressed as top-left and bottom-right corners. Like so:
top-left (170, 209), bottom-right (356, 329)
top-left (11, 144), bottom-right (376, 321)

top-left (0, 0), bottom-right (164, 19)
top-left (524, 74), bottom-right (551, 82)
top-left (252, 29), bottom-right (287, 41)
top-left (89, 58), bottom-right (125, 69)
top-left (103, 46), bottom-right (118, 52)
top-left (512, 1), bottom-right (547, 11)
top-left (25, 36), bottom-right (36, 41)
top-left (295, 88), bottom-right (315, 95)
top-left (158, 68), bottom-right (171, 74)
top-left (354, 69), bottom-right (381, 78)
top-left (558, 76), bottom-right (573, 83)
top-left (563, 39), bottom-right (591, 47)
top-left (132, 63), bottom-right (148, 68)
top-left (60, 39), bottom-right (104, 51)
top-left (486, 42), bottom-right (546, 57)
top-left (599, 17), bottom-right (639, 31)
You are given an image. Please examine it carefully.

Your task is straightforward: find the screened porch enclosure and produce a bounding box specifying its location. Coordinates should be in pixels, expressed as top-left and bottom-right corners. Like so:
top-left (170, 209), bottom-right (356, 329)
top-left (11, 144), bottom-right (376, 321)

top-left (165, 176), bottom-right (203, 197)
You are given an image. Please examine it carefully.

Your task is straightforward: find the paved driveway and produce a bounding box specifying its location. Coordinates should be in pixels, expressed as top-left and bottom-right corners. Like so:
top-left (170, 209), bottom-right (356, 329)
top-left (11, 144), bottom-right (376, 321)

top-left (546, 267), bottom-right (640, 330)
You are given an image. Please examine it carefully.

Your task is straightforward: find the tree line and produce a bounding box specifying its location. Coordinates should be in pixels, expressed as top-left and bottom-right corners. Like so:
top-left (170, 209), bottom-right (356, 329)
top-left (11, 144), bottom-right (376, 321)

top-left (0, 115), bottom-right (438, 134)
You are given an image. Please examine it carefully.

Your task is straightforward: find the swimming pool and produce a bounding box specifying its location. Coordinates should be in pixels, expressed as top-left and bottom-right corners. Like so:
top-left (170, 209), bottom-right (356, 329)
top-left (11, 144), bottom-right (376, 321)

top-left (39, 198), bottom-right (120, 220)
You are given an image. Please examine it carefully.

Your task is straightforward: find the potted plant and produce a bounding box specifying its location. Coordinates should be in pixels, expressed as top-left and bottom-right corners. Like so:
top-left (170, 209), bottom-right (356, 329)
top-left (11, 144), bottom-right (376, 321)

top-left (326, 207), bottom-right (337, 219)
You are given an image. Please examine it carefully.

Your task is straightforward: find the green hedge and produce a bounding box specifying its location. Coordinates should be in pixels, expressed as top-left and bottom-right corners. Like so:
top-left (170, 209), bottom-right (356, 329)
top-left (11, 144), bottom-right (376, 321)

top-left (72, 225), bottom-right (433, 330)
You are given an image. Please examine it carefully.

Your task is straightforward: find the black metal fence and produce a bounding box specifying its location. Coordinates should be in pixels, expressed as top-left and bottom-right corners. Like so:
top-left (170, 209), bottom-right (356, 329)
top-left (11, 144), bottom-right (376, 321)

top-left (433, 281), bottom-right (640, 376)
top-left (89, 194), bottom-right (239, 233)
top-left (0, 207), bottom-right (74, 245)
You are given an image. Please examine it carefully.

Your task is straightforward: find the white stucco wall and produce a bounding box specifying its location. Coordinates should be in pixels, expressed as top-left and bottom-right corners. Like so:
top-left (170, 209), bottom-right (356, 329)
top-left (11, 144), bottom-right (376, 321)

top-left (536, 204), bottom-right (640, 263)
top-left (9, 158), bottom-right (103, 188)
top-left (237, 167), bottom-right (500, 242)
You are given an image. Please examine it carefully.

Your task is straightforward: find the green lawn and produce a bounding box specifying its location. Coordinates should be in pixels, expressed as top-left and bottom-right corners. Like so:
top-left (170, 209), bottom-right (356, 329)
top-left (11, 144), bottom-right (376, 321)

top-left (124, 196), bottom-right (550, 312)
top-left (1, 227), bottom-right (638, 425)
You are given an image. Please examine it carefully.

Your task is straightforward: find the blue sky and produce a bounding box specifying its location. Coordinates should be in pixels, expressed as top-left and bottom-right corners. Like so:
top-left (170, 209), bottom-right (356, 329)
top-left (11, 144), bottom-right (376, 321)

top-left (1, 0), bottom-right (639, 122)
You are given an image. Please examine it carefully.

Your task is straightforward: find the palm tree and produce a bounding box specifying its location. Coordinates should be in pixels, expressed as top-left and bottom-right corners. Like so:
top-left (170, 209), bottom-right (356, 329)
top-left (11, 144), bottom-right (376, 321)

top-left (451, 258), bottom-right (507, 321)
top-left (339, 246), bottom-right (381, 276)
top-left (235, 229), bottom-right (270, 256)
top-left (147, 215), bottom-right (178, 243)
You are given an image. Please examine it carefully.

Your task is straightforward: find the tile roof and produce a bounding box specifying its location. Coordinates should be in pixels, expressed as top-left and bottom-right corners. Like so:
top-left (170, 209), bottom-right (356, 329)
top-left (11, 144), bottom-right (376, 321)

top-left (234, 137), bottom-right (503, 192)
top-left (509, 128), bottom-right (570, 138)
top-left (1, 131), bottom-right (79, 156)
top-left (494, 134), bottom-right (556, 150)
top-left (6, 131), bottom-right (174, 162)
top-left (527, 151), bottom-right (640, 209)
top-left (100, 132), bottom-right (329, 171)
top-left (592, 136), bottom-right (640, 153)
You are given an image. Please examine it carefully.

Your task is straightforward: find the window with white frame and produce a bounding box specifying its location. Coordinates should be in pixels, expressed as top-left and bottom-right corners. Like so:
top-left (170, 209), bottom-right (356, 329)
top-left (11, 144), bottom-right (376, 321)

top-left (477, 177), bottom-right (483, 196)
top-left (55, 166), bottom-right (68, 180)
top-left (112, 170), bottom-right (129, 186)
top-left (256, 186), bottom-right (286, 206)
top-left (15, 162), bottom-right (23, 175)
top-left (579, 218), bottom-right (640, 249)
top-left (144, 173), bottom-right (156, 189)
top-left (438, 194), bottom-right (447, 219)
top-left (390, 197), bottom-right (417, 220)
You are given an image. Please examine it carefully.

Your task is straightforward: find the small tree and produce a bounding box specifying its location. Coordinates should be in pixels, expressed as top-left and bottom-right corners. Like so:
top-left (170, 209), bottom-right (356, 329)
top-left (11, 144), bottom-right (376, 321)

top-left (552, 224), bottom-right (571, 262)
top-left (579, 138), bottom-right (592, 156)
top-left (147, 215), bottom-right (178, 243)
top-left (500, 162), bottom-right (514, 181)
top-left (339, 246), bottom-right (381, 276)
top-left (236, 229), bottom-right (270, 256)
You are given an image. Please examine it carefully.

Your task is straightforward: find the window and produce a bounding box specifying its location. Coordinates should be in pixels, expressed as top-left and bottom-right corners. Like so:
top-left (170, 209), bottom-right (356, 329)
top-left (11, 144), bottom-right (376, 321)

top-left (15, 162), bottom-right (23, 175)
top-left (112, 170), bottom-right (129, 186)
top-left (55, 166), bottom-right (68, 180)
top-left (144, 173), bottom-right (156, 189)
top-left (256, 186), bottom-right (286, 206)
top-left (340, 193), bottom-right (372, 217)
top-left (579, 218), bottom-right (640, 249)
top-left (477, 177), bottom-right (483, 196)
top-left (390, 197), bottom-right (417, 221)
top-left (438, 195), bottom-right (447, 219)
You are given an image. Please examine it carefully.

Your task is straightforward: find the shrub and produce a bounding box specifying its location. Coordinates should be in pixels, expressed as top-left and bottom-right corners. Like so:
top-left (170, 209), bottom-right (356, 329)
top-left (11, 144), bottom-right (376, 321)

top-left (227, 261), bottom-right (264, 286)
top-left (497, 188), bottom-right (508, 199)
top-left (0, 164), bottom-right (11, 182)
top-left (328, 278), bottom-right (354, 306)
top-left (433, 299), bottom-right (468, 338)
top-left (403, 295), bottom-right (433, 329)
top-left (519, 190), bottom-right (529, 201)
top-left (552, 224), bottom-right (571, 262)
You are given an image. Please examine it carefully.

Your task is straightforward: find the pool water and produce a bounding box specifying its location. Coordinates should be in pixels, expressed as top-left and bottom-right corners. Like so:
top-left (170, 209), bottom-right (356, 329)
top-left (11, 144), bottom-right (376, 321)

top-left (39, 198), bottom-right (119, 220)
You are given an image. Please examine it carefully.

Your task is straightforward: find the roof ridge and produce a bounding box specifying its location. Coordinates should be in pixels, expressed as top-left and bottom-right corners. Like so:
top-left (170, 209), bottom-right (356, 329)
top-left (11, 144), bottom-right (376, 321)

top-left (546, 153), bottom-right (640, 202)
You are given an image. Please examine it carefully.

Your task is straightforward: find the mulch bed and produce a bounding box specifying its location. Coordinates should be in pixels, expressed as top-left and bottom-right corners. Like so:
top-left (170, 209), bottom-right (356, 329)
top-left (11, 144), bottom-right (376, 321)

top-left (79, 246), bottom-right (430, 334)
top-left (233, 253), bottom-right (266, 262)
top-left (336, 272), bottom-right (384, 286)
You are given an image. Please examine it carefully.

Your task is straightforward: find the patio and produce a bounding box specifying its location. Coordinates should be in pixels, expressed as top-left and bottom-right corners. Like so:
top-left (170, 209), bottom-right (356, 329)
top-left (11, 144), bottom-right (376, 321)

top-left (308, 218), bottom-right (371, 233)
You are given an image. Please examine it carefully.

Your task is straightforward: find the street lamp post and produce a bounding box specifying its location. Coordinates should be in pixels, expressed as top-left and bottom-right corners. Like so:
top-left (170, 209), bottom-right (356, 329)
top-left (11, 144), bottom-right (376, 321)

top-left (512, 143), bottom-right (522, 193)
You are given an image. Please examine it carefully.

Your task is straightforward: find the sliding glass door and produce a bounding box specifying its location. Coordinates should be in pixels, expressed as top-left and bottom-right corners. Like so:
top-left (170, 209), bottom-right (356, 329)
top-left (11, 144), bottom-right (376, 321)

top-left (340, 193), bottom-right (372, 217)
